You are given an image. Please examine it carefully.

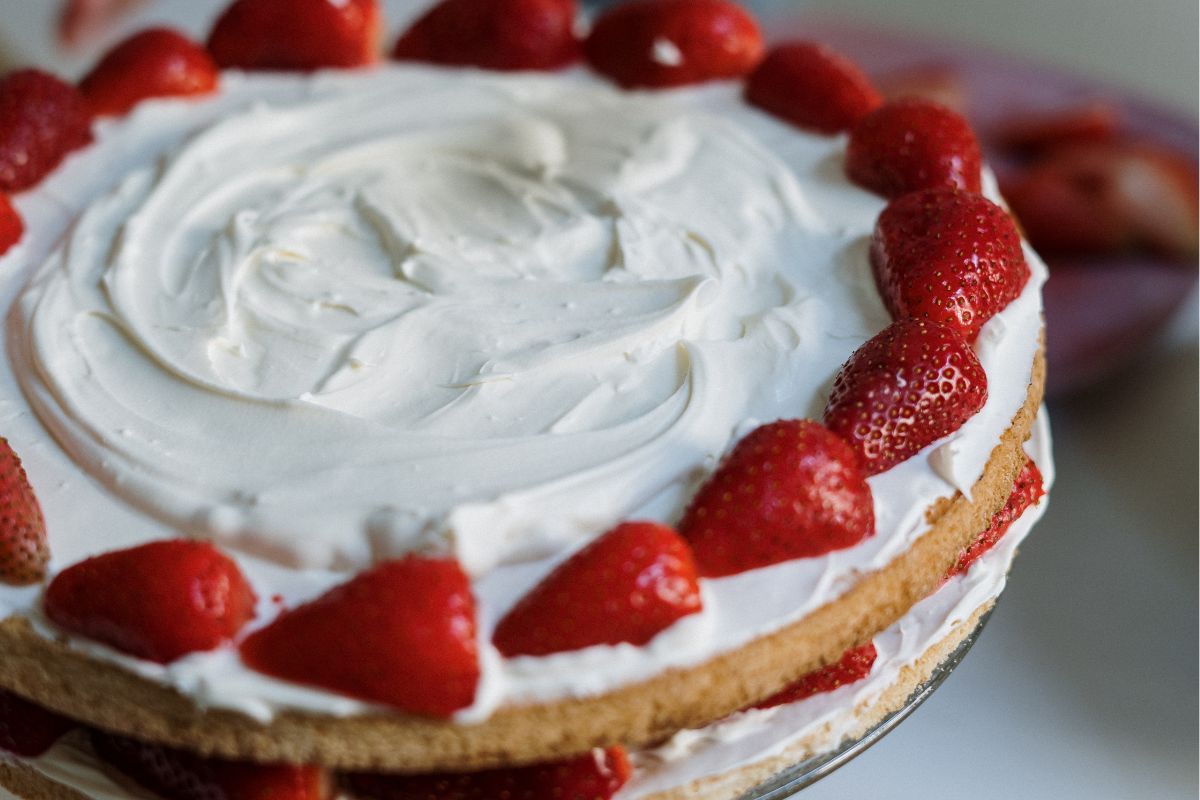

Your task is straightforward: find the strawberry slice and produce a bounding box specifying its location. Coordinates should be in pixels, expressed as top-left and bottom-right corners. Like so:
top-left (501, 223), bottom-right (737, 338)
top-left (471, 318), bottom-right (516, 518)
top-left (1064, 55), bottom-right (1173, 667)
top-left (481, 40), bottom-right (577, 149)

top-left (751, 643), bottom-right (878, 710)
top-left (845, 98), bottom-right (981, 198)
top-left (823, 319), bottom-right (987, 476)
top-left (0, 70), bottom-right (93, 193)
top-left (79, 28), bottom-right (219, 117)
top-left (679, 420), bottom-right (874, 578)
top-left (0, 438), bottom-right (48, 586)
top-left (90, 729), bottom-right (329, 800)
top-left (207, 0), bottom-right (380, 72)
top-left (43, 540), bottom-right (257, 664)
top-left (993, 103), bottom-right (1120, 155)
top-left (0, 194), bottom-right (23, 256)
top-left (343, 746), bottom-right (631, 800)
top-left (0, 689), bottom-right (74, 758)
top-left (744, 41), bottom-right (882, 134)
top-left (493, 521), bottom-right (702, 657)
top-left (949, 458), bottom-right (1044, 577)
top-left (392, 0), bottom-right (580, 72)
top-left (584, 0), bottom-right (763, 89)
top-left (240, 556), bottom-right (479, 717)
top-left (871, 188), bottom-right (1030, 342)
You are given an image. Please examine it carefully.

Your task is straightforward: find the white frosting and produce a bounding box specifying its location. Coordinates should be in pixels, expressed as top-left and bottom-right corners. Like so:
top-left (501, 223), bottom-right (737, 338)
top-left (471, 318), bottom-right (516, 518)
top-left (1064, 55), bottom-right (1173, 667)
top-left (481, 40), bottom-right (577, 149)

top-left (0, 65), bottom-right (1048, 723)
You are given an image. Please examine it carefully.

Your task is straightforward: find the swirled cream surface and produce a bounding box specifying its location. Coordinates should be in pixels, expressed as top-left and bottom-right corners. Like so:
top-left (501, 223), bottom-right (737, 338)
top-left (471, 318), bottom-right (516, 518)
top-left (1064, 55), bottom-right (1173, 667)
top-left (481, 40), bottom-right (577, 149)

top-left (0, 65), bottom-right (1047, 722)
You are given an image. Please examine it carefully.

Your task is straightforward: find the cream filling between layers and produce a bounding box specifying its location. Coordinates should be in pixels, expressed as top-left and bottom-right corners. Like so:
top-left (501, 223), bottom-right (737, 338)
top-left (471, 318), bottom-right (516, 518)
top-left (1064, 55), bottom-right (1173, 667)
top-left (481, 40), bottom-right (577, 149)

top-left (0, 66), bottom-right (1047, 723)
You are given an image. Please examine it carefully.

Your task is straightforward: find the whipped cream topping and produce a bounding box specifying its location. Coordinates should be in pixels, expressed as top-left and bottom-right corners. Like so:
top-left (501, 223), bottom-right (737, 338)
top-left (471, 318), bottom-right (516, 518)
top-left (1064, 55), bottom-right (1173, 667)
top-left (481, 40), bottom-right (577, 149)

top-left (0, 65), bottom-right (1048, 723)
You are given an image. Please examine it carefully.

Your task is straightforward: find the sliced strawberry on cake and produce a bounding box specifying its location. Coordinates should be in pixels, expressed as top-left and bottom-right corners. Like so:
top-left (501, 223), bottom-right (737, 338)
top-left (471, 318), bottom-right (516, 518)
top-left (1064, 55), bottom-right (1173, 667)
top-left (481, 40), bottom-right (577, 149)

top-left (679, 420), bottom-right (875, 578)
top-left (343, 746), bottom-right (631, 800)
top-left (751, 642), bottom-right (878, 710)
top-left (493, 521), bottom-right (702, 657)
top-left (0, 194), bottom-right (22, 256)
top-left (240, 556), bottom-right (479, 717)
top-left (79, 28), bottom-right (219, 117)
top-left (207, 0), bottom-right (380, 72)
top-left (949, 457), bottom-right (1045, 577)
top-left (823, 319), bottom-right (988, 475)
top-left (584, 0), bottom-right (763, 89)
top-left (43, 540), bottom-right (257, 663)
top-left (871, 187), bottom-right (1030, 341)
top-left (0, 689), bottom-right (75, 758)
top-left (845, 98), bottom-right (982, 198)
top-left (0, 438), bottom-right (48, 586)
top-left (745, 41), bottom-right (882, 133)
top-left (393, 0), bottom-right (580, 72)
top-left (0, 70), bottom-right (92, 193)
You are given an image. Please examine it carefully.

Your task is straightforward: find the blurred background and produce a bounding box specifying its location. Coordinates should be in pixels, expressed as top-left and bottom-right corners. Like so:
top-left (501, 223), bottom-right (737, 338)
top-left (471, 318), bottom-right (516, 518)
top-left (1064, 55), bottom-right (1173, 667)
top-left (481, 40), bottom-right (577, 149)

top-left (0, 1), bottom-right (1195, 798)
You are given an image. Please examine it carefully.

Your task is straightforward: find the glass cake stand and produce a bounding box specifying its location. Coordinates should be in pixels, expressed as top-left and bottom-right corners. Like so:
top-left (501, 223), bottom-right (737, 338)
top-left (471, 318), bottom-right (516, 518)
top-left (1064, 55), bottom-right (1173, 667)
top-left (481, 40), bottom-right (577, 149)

top-left (741, 608), bottom-right (994, 799)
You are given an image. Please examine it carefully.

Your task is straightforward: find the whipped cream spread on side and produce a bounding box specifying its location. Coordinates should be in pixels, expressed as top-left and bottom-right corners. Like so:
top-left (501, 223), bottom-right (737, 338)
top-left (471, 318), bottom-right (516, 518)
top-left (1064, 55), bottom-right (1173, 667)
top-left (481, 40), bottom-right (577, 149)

top-left (0, 65), bottom-right (1047, 722)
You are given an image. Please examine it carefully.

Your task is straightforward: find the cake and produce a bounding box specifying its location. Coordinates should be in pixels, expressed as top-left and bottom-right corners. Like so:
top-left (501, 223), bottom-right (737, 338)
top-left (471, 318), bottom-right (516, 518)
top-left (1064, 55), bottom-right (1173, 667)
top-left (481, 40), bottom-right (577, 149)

top-left (0, 0), bottom-right (1050, 797)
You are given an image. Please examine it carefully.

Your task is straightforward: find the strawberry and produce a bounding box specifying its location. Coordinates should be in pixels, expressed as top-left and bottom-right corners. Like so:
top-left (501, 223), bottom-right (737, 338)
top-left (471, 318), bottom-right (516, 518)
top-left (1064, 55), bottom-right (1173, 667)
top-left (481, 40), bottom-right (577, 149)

top-left (43, 540), bottom-right (257, 664)
top-left (871, 188), bottom-right (1030, 341)
top-left (240, 556), bottom-right (479, 717)
top-left (993, 103), bottom-right (1120, 155)
top-left (90, 729), bottom-right (329, 800)
top-left (79, 28), bottom-right (219, 117)
top-left (0, 194), bottom-right (23, 256)
top-left (678, 420), bottom-right (874, 579)
top-left (0, 70), bottom-right (93, 193)
top-left (343, 746), bottom-right (631, 800)
top-left (0, 438), bottom-right (48, 586)
top-left (392, 0), bottom-right (580, 72)
top-left (744, 41), bottom-right (881, 134)
top-left (493, 521), bottom-right (702, 657)
top-left (207, 0), bottom-right (380, 72)
top-left (751, 643), bottom-right (878, 710)
top-left (583, 0), bottom-right (763, 89)
top-left (949, 458), bottom-right (1044, 577)
top-left (823, 319), bottom-right (987, 476)
top-left (0, 689), bottom-right (74, 758)
top-left (845, 98), bottom-right (981, 198)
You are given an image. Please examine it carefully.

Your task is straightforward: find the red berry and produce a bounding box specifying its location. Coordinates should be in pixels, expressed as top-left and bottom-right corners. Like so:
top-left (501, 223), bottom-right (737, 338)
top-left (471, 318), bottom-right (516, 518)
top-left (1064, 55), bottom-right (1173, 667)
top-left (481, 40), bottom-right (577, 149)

top-left (584, 0), bottom-right (763, 89)
top-left (493, 521), bottom-right (702, 657)
top-left (91, 729), bottom-right (329, 800)
top-left (0, 194), bottom-right (22, 255)
top-left (751, 643), bottom-right (877, 710)
top-left (846, 98), bottom-right (981, 198)
top-left (44, 540), bottom-right (257, 664)
top-left (207, 0), bottom-right (380, 72)
top-left (79, 28), bottom-right (219, 117)
top-left (392, 0), bottom-right (579, 72)
top-left (744, 41), bottom-right (881, 134)
top-left (0, 438), bottom-right (48, 586)
top-left (343, 746), bottom-right (631, 800)
top-left (871, 188), bottom-right (1030, 341)
top-left (679, 420), bottom-right (874, 578)
top-left (240, 556), bottom-right (479, 717)
top-left (823, 319), bottom-right (987, 476)
top-left (0, 70), bottom-right (93, 193)
top-left (0, 689), bottom-right (74, 758)
top-left (949, 458), bottom-right (1044, 577)
top-left (993, 103), bottom-right (1120, 155)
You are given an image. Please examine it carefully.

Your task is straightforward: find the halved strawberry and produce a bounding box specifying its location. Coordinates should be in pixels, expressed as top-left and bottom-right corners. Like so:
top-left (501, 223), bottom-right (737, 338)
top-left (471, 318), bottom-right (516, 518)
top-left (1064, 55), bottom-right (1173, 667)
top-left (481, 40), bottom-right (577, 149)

top-left (240, 556), bottom-right (479, 717)
top-left (90, 729), bottom-right (329, 800)
top-left (0, 689), bottom-right (74, 758)
top-left (207, 0), bottom-right (380, 72)
top-left (751, 643), bottom-right (878, 710)
top-left (43, 540), bottom-right (257, 663)
top-left (679, 420), bottom-right (874, 578)
top-left (823, 319), bottom-right (987, 476)
top-left (871, 188), bottom-right (1030, 341)
top-left (0, 194), bottom-right (23, 256)
top-left (392, 0), bottom-right (580, 72)
top-left (493, 521), bottom-right (702, 657)
top-left (0, 438), bottom-right (48, 586)
top-left (744, 41), bottom-right (881, 134)
top-left (949, 457), bottom-right (1044, 577)
top-left (993, 103), bottom-right (1120, 155)
top-left (0, 70), bottom-right (93, 193)
top-left (343, 746), bottom-right (631, 800)
top-left (584, 0), bottom-right (763, 89)
top-left (845, 98), bottom-right (981, 198)
top-left (79, 28), bottom-right (219, 117)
